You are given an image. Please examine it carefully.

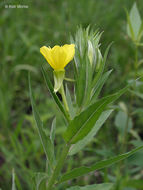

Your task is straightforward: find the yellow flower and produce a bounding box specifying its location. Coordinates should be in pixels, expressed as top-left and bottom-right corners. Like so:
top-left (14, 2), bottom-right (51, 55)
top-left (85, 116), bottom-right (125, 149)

top-left (40, 44), bottom-right (75, 71)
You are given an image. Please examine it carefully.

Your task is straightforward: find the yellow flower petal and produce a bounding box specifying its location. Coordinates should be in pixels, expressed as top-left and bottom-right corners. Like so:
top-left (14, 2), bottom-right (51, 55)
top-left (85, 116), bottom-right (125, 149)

top-left (51, 45), bottom-right (67, 70)
top-left (40, 46), bottom-right (56, 69)
top-left (40, 44), bottom-right (75, 71)
top-left (63, 44), bottom-right (75, 67)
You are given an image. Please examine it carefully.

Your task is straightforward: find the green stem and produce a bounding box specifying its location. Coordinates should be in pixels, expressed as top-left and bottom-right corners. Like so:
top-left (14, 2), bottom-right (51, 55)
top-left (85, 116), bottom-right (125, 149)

top-left (59, 84), bottom-right (71, 120)
top-left (47, 144), bottom-right (70, 190)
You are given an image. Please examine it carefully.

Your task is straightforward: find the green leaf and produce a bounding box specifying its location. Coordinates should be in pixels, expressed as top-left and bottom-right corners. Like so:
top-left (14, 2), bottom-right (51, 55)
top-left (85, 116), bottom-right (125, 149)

top-left (125, 179), bottom-right (143, 190)
top-left (92, 43), bottom-right (112, 89)
top-left (127, 2), bottom-right (142, 41)
top-left (63, 85), bottom-right (129, 144)
top-left (66, 86), bottom-right (75, 119)
top-left (115, 111), bottom-right (133, 138)
top-left (126, 8), bottom-right (135, 41)
top-left (66, 183), bottom-right (113, 190)
top-left (130, 89), bottom-right (143, 99)
top-left (59, 145), bottom-right (143, 183)
top-left (32, 172), bottom-right (48, 190)
top-left (84, 57), bottom-right (93, 106)
top-left (29, 74), bottom-right (54, 170)
top-left (41, 66), bottom-right (70, 122)
top-left (137, 22), bottom-right (143, 42)
top-left (69, 110), bottom-right (113, 155)
top-left (50, 118), bottom-right (56, 144)
top-left (128, 140), bottom-right (143, 167)
top-left (72, 27), bottom-right (103, 109)
top-left (14, 173), bottom-right (22, 190)
top-left (49, 118), bottom-right (56, 166)
top-left (76, 55), bottom-right (87, 107)
top-left (91, 70), bottom-right (112, 102)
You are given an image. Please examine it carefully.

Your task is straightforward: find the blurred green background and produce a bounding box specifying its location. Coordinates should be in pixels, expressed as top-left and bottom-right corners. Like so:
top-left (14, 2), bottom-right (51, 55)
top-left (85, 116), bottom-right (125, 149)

top-left (0, 0), bottom-right (143, 189)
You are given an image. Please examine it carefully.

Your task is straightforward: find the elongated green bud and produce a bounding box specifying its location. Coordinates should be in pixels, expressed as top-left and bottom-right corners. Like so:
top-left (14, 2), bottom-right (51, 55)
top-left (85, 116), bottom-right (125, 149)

top-left (88, 40), bottom-right (94, 66)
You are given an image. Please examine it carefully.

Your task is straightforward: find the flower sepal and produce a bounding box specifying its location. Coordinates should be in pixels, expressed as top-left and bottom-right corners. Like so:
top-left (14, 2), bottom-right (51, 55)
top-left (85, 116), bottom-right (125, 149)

top-left (53, 70), bottom-right (65, 93)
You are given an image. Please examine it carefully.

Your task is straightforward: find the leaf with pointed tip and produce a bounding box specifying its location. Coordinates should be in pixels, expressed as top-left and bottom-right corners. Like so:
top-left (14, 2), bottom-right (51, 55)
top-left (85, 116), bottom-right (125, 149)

top-left (50, 118), bottom-right (56, 144)
top-left (63, 85), bottom-right (129, 144)
top-left (59, 145), bottom-right (143, 183)
top-left (76, 55), bottom-right (87, 107)
top-left (126, 8), bottom-right (135, 41)
top-left (92, 43), bottom-right (112, 89)
top-left (91, 70), bottom-right (112, 102)
top-left (69, 110), bottom-right (113, 155)
top-left (127, 2), bottom-right (142, 41)
top-left (66, 183), bottom-right (113, 190)
top-left (29, 74), bottom-right (54, 170)
top-left (84, 57), bottom-right (93, 106)
top-left (66, 86), bottom-right (75, 119)
top-left (32, 172), bottom-right (48, 190)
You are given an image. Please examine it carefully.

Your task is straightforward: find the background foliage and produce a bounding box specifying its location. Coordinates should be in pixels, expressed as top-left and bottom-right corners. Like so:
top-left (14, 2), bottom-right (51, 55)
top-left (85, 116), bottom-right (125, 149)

top-left (0, 0), bottom-right (143, 189)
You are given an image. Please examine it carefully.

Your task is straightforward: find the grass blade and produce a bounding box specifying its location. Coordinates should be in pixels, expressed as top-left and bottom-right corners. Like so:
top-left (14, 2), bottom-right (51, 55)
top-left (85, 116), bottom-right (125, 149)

top-left (66, 183), bottom-right (113, 190)
top-left (29, 73), bottom-right (54, 170)
top-left (12, 169), bottom-right (17, 190)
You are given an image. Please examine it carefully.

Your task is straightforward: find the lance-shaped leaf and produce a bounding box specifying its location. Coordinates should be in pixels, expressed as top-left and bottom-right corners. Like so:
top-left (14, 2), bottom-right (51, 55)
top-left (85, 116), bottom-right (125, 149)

top-left (91, 70), bottom-right (112, 102)
top-left (32, 172), bottom-right (48, 190)
top-left (50, 118), bottom-right (56, 144)
top-left (66, 86), bottom-right (75, 119)
top-left (69, 110), bottom-right (113, 155)
top-left (127, 2), bottom-right (142, 42)
top-left (75, 55), bottom-right (87, 107)
top-left (41, 66), bottom-right (70, 122)
top-left (29, 74), bottom-right (54, 170)
top-left (63, 85), bottom-right (129, 144)
top-left (59, 145), bottom-right (143, 183)
top-left (66, 183), bottom-right (113, 190)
